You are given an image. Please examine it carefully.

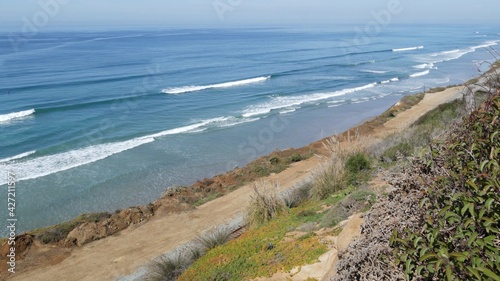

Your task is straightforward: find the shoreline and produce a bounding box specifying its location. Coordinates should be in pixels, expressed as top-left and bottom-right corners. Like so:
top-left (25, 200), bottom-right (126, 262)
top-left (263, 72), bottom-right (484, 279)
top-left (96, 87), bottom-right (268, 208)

top-left (1, 82), bottom-right (469, 280)
top-left (3, 59), bottom-right (499, 279)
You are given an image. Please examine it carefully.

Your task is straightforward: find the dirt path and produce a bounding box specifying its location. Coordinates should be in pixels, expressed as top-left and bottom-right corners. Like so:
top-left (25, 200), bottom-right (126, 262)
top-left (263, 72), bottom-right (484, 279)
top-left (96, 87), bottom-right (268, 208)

top-left (8, 87), bottom-right (464, 281)
top-left (374, 86), bottom-right (463, 138)
top-left (10, 157), bottom-right (321, 281)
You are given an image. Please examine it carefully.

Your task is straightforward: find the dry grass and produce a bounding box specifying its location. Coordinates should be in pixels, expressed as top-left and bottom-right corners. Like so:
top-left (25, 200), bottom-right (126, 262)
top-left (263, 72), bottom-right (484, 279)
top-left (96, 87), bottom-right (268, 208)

top-left (311, 160), bottom-right (345, 200)
top-left (247, 182), bottom-right (287, 226)
top-left (146, 225), bottom-right (235, 281)
top-left (311, 133), bottom-right (370, 199)
top-left (147, 252), bottom-right (191, 281)
top-left (280, 180), bottom-right (312, 208)
top-left (195, 225), bottom-right (233, 251)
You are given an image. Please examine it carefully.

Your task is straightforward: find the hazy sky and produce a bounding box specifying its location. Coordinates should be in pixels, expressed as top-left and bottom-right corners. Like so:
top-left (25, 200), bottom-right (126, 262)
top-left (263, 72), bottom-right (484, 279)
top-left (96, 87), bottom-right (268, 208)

top-left (1, 0), bottom-right (499, 29)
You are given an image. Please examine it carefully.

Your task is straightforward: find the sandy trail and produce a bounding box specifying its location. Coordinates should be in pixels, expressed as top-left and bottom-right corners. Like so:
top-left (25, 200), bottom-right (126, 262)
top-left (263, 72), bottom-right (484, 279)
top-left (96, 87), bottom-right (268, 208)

top-left (11, 157), bottom-right (320, 281)
top-left (374, 86), bottom-right (463, 137)
top-left (8, 87), bottom-right (463, 281)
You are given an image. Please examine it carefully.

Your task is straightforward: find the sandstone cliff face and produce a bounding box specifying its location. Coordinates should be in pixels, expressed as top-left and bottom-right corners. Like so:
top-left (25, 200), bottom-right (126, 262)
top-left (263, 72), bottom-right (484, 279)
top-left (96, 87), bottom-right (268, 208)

top-left (0, 234), bottom-right (34, 260)
top-left (65, 205), bottom-right (155, 246)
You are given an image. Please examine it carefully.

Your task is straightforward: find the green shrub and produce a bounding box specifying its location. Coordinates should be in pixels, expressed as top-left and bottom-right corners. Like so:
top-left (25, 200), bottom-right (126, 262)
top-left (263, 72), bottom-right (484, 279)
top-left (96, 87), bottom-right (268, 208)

top-left (252, 165), bottom-right (270, 177)
top-left (319, 204), bottom-right (348, 228)
top-left (345, 153), bottom-right (371, 174)
top-left (289, 154), bottom-right (304, 163)
top-left (269, 156), bottom-right (279, 164)
top-left (427, 86), bottom-right (447, 93)
top-left (193, 192), bottom-right (222, 207)
top-left (414, 99), bottom-right (465, 127)
top-left (344, 153), bottom-right (371, 186)
top-left (381, 142), bottom-right (413, 162)
top-left (391, 93), bottom-right (500, 280)
top-left (350, 189), bottom-right (376, 204)
top-left (297, 209), bottom-right (316, 218)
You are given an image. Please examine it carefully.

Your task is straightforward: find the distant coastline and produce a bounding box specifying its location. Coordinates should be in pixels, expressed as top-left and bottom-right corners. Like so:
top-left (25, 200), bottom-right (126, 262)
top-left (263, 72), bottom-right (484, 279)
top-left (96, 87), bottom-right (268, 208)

top-left (4, 67), bottom-right (496, 279)
top-left (1, 26), bottom-right (499, 236)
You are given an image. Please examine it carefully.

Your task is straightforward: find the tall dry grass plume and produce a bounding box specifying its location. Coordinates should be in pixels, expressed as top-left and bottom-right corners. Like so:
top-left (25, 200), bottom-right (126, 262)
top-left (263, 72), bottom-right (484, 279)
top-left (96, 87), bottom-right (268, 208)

top-left (247, 181), bottom-right (287, 226)
top-left (311, 131), bottom-right (370, 199)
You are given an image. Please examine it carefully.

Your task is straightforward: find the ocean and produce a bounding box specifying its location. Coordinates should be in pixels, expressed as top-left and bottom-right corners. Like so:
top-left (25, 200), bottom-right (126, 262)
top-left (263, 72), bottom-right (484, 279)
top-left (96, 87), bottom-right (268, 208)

top-left (0, 24), bottom-right (499, 235)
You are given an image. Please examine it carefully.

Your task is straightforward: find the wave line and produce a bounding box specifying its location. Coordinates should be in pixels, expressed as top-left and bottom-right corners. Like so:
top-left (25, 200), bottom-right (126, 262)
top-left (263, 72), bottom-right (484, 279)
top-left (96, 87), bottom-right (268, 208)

top-left (162, 76), bottom-right (271, 94)
top-left (393, 46), bottom-right (424, 52)
top-left (0, 151), bottom-right (37, 163)
top-left (0, 115), bottom-right (263, 183)
top-left (410, 70), bottom-right (430, 78)
top-left (0, 109), bottom-right (35, 123)
top-left (242, 82), bottom-right (377, 118)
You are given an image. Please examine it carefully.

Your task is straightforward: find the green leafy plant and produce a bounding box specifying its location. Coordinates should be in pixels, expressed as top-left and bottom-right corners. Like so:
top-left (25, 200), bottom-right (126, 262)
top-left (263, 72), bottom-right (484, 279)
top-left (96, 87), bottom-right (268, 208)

top-left (345, 152), bottom-right (371, 174)
top-left (391, 93), bottom-right (500, 280)
top-left (382, 142), bottom-right (413, 162)
top-left (289, 154), bottom-right (304, 163)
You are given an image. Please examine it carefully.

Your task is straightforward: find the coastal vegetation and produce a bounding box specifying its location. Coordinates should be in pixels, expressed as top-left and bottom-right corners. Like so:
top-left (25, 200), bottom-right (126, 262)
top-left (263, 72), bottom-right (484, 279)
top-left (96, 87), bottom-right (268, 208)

top-left (155, 68), bottom-right (499, 280)
top-left (174, 133), bottom-right (375, 280)
top-left (3, 61), bottom-right (498, 280)
top-left (5, 148), bottom-right (313, 248)
top-left (391, 93), bottom-right (500, 280)
top-left (333, 70), bottom-right (499, 280)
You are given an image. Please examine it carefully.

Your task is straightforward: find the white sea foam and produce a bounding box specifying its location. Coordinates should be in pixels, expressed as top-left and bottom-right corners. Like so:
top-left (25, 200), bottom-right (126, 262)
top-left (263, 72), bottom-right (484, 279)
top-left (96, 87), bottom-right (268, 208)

top-left (351, 99), bottom-right (369, 104)
top-left (0, 115), bottom-right (262, 183)
top-left (413, 63), bottom-right (434, 69)
top-left (442, 49), bottom-right (461, 54)
top-left (241, 83), bottom-right (377, 118)
top-left (141, 116), bottom-right (261, 137)
top-left (471, 40), bottom-right (499, 50)
top-left (0, 151), bottom-right (36, 163)
top-left (410, 70), bottom-right (430, 78)
top-left (309, 76), bottom-right (354, 81)
top-left (380, 77), bottom-right (399, 84)
top-left (0, 138), bottom-right (154, 185)
top-left (435, 50), bottom-right (470, 62)
top-left (279, 108), bottom-right (297, 114)
top-left (393, 46), bottom-right (424, 52)
top-left (162, 76), bottom-right (271, 94)
top-left (327, 100), bottom-right (346, 104)
top-left (141, 118), bottom-right (228, 139)
top-left (361, 69), bottom-right (389, 74)
top-left (217, 117), bottom-right (260, 127)
top-left (0, 109), bottom-right (35, 123)
top-left (434, 77), bottom-right (451, 84)
top-left (423, 40), bottom-right (499, 65)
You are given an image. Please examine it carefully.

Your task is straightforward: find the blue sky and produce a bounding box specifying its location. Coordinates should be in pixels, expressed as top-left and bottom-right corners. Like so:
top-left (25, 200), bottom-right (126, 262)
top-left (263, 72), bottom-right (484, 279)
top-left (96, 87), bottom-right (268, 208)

top-left (1, 0), bottom-right (499, 29)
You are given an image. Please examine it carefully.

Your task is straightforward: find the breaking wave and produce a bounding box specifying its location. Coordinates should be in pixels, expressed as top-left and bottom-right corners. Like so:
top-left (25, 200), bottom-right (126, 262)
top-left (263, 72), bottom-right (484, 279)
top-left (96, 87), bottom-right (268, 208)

top-left (162, 76), bottom-right (271, 94)
top-left (393, 46), bottom-right (424, 52)
top-left (0, 109), bottom-right (35, 123)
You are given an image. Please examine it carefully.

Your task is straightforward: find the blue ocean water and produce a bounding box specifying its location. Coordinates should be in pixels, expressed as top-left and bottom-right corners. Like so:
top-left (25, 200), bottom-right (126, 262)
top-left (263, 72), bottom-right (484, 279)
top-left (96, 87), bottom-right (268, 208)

top-left (0, 25), bottom-right (499, 235)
